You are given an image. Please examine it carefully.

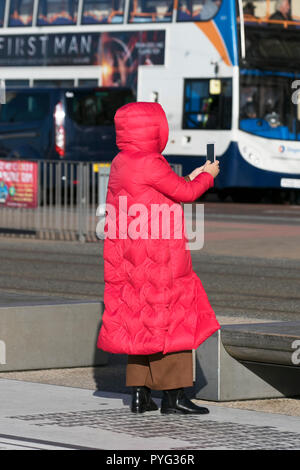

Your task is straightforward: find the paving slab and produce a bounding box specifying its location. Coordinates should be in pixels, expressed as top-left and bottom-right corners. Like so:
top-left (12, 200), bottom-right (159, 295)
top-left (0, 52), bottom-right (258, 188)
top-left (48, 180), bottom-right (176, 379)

top-left (0, 378), bottom-right (299, 450)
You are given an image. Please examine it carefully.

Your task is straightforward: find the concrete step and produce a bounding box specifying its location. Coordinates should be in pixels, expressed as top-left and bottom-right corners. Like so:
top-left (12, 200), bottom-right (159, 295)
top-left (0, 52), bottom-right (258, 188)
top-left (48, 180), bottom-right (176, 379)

top-left (195, 323), bottom-right (300, 401)
top-left (0, 293), bottom-right (108, 371)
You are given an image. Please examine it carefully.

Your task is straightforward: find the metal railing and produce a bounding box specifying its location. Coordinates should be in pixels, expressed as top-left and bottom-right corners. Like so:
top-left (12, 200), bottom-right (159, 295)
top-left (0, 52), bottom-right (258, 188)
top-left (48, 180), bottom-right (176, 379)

top-left (0, 159), bottom-right (182, 242)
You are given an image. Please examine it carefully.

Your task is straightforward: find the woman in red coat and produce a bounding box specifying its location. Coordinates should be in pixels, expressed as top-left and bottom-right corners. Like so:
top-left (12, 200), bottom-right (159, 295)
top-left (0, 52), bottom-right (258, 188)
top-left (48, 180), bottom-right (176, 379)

top-left (97, 101), bottom-right (221, 414)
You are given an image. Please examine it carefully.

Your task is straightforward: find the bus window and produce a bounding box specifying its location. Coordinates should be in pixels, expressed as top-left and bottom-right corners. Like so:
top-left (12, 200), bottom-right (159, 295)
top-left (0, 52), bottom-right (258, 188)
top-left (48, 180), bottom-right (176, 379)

top-left (241, 1), bottom-right (266, 21)
top-left (128, 0), bottom-right (173, 23)
top-left (177, 0), bottom-right (221, 22)
top-left (183, 78), bottom-right (232, 130)
top-left (33, 79), bottom-right (75, 88)
top-left (240, 0), bottom-right (300, 26)
top-left (78, 79), bottom-right (99, 87)
top-left (291, 0), bottom-right (300, 21)
top-left (82, 0), bottom-right (125, 24)
top-left (5, 80), bottom-right (30, 88)
top-left (0, 0), bottom-right (5, 26)
top-left (269, 0), bottom-right (292, 22)
top-left (239, 75), bottom-right (295, 140)
top-left (0, 92), bottom-right (50, 123)
top-left (66, 89), bottom-right (135, 126)
top-left (37, 0), bottom-right (78, 25)
top-left (240, 85), bottom-right (258, 119)
top-left (8, 0), bottom-right (34, 26)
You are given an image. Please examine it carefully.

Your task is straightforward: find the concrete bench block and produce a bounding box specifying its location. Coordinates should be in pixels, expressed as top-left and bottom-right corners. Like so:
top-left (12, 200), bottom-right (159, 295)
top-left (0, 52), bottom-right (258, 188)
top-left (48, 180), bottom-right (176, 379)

top-left (194, 329), bottom-right (300, 401)
top-left (0, 299), bottom-right (108, 372)
top-left (221, 322), bottom-right (300, 366)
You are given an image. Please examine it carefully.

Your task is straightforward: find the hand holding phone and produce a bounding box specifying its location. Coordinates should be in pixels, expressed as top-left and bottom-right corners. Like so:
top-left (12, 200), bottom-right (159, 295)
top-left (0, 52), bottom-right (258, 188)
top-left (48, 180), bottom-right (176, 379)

top-left (203, 161), bottom-right (220, 179)
top-left (206, 143), bottom-right (216, 163)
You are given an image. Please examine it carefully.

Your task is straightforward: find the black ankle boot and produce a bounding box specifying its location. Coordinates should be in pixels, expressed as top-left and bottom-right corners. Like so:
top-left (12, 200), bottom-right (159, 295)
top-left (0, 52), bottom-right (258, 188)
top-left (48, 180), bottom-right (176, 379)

top-left (161, 388), bottom-right (209, 415)
top-left (131, 386), bottom-right (158, 413)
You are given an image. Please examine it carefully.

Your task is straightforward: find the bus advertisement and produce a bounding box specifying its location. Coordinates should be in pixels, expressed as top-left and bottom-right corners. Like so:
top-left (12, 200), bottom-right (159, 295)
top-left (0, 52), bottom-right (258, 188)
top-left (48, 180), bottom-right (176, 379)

top-left (0, 0), bottom-right (299, 202)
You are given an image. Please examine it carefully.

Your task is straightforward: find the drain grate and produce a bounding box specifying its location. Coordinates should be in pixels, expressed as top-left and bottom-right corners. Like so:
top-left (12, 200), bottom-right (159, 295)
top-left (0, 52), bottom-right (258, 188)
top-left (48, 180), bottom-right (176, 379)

top-left (9, 408), bottom-right (300, 450)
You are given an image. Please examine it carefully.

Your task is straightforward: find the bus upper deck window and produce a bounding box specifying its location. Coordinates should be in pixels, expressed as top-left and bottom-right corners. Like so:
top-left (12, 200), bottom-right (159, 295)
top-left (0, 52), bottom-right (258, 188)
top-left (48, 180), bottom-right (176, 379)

top-left (8, 0), bottom-right (34, 26)
top-left (0, 0), bottom-right (5, 27)
top-left (37, 0), bottom-right (78, 26)
top-left (128, 0), bottom-right (173, 23)
top-left (240, 0), bottom-right (300, 28)
top-left (177, 0), bottom-right (222, 22)
top-left (82, 0), bottom-right (125, 24)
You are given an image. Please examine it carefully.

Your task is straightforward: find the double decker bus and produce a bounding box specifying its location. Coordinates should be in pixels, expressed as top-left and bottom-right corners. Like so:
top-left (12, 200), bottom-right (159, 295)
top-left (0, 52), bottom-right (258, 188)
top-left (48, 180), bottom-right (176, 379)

top-left (0, 0), bottom-right (300, 202)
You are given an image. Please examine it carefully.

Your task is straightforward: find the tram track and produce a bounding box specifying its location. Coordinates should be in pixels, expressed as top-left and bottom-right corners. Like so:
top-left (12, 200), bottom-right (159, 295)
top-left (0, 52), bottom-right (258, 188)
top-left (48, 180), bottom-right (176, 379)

top-left (1, 269), bottom-right (300, 302)
top-left (1, 252), bottom-right (300, 300)
top-left (0, 280), bottom-right (299, 314)
top-left (1, 245), bottom-right (300, 279)
top-left (1, 214), bottom-right (299, 321)
top-left (1, 253), bottom-right (300, 300)
top-left (0, 285), bottom-right (298, 321)
top-left (1, 260), bottom-right (300, 296)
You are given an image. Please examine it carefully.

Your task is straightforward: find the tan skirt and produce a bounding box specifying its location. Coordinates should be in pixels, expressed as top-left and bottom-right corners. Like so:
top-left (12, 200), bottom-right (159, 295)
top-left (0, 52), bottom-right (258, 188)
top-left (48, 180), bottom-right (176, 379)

top-left (126, 350), bottom-right (194, 391)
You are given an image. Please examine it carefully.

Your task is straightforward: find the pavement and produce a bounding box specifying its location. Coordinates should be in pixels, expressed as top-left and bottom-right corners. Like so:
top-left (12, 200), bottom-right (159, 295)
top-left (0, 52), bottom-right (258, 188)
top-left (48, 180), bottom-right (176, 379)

top-left (0, 378), bottom-right (300, 450)
top-left (0, 201), bottom-right (300, 450)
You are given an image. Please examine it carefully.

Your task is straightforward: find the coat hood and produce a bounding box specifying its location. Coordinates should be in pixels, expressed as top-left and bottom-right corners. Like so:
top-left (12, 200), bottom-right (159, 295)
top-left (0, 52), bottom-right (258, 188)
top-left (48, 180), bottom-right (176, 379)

top-left (114, 101), bottom-right (169, 154)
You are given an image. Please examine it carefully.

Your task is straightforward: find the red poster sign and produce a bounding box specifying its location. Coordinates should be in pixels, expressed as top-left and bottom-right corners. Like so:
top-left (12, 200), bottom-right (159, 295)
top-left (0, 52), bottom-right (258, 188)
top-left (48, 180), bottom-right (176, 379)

top-left (0, 160), bottom-right (38, 208)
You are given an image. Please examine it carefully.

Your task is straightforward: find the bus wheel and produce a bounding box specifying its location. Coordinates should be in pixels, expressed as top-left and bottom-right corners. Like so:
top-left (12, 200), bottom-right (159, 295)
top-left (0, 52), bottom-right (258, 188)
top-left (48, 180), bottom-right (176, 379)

top-left (217, 190), bottom-right (230, 202)
top-left (270, 189), bottom-right (287, 204)
top-left (289, 190), bottom-right (300, 205)
top-left (230, 189), bottom-right (263, 204)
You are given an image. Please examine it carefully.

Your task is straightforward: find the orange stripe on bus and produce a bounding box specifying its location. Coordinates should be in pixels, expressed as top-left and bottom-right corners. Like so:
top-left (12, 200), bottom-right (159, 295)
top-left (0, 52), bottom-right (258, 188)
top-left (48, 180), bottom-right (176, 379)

top-left (195, 21), bottom-right (231, 66)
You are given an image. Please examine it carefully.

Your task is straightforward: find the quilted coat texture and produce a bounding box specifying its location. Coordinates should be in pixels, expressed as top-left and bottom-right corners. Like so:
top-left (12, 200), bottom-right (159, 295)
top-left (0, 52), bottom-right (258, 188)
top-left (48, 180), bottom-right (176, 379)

top-left (97, 102), bottom-right (221, 355)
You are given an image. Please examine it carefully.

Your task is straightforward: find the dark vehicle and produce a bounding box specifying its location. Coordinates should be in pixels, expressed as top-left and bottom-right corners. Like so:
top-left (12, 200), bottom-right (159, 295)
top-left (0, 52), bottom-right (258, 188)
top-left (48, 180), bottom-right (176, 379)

top-left (0, 86), bottom-right (135, 161)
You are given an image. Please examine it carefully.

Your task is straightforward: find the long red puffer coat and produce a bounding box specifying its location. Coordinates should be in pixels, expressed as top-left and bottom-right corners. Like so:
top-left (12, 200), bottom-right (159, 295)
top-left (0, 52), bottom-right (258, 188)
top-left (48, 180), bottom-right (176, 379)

top-left (97, 102), bottom-right (221, 355)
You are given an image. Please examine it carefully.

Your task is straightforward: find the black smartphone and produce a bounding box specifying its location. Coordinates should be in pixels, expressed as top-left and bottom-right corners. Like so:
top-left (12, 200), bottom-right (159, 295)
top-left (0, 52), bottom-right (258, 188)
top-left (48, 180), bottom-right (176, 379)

top-left (206, 143), bottom-right (215, 163)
